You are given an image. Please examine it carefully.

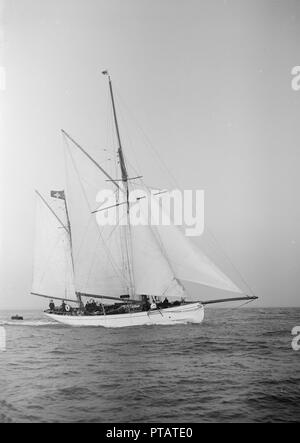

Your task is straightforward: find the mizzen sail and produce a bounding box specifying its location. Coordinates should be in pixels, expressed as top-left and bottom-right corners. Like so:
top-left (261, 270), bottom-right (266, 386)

top-left (32, 192), bottom-right (76, 301)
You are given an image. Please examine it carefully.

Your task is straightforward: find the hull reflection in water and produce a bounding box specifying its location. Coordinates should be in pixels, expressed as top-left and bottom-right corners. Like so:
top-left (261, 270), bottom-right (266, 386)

top-left (45, 303), bottom-right (204, 328)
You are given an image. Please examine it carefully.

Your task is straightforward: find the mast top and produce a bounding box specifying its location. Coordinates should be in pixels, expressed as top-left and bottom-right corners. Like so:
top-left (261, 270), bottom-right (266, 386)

top-left (102, 69), bottom-right (129, 183)
top-left (102, 70), bottom-right (113, 84)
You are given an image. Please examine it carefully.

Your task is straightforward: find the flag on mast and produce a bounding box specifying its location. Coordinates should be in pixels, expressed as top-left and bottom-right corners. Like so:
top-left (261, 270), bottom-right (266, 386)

top-left (51, 191), bottom-right (65, 200)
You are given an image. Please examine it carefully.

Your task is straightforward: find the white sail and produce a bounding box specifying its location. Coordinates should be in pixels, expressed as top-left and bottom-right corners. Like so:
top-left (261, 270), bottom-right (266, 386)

top-left (157, 224), bottom-right (242, 293)
top-left (151, 194), bottom-right (243, 294)
top-left (32, 195), bottom-right (76, 300)
top-left (64, 140), bottom-right (129, 298)
top-left (129, 191), bottom-right (243, 296)
top-left (131, 224), bottom-right (185, 299)
top-left (127, 186), bottom-right (242, 299)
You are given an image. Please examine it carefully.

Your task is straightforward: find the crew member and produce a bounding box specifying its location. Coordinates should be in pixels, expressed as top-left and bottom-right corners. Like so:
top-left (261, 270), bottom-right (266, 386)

top-left (150, 302), bottom-right (157, 310)
top-left (142, 296), bottom-right (151, 311)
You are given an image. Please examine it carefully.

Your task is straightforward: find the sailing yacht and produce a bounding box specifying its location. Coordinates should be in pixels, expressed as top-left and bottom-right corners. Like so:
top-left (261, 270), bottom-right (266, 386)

top-left (31, 71), bottom-right (257, 328)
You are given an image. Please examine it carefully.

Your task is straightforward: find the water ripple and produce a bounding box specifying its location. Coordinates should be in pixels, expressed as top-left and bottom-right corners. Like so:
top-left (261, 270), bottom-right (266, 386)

top-left (0, 308), bottom-right (300, 423)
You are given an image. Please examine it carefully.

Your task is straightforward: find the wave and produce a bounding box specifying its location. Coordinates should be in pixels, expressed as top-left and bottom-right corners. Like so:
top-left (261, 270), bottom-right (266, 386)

top-left (0, 320), bottom-right (59, 327)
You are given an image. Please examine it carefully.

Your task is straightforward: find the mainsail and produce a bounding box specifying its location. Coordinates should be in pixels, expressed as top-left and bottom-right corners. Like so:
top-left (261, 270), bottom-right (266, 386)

top-left (63, 134), bottom-right (129, 299)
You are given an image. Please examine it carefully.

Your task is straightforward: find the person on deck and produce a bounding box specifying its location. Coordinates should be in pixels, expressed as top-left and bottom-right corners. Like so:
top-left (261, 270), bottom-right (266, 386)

top-left (49, 300), bottom-right (55, 311)
top-left (90, 300), bottom-right (97, 312)
top-left (142, 296), bottom-right (151, 311)
top-left (61, 301), bottom-right (66, 312)
top-left (162, 297), bottom-right (169, 307)
top-left (85, 300), bottom-right (97, 313)
top-left (150, 302), bottom-right (157, 310)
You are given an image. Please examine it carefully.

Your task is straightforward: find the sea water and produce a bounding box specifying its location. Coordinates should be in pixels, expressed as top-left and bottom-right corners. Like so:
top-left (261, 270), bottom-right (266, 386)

top-left (0, 308), bottom-right (299, 423)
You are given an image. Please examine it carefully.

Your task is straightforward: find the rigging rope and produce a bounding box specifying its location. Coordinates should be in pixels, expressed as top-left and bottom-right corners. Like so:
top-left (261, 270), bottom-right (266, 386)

top-left (232, 298), bottom-right (257, 309)
top-left (114, 86), bottom-right (179, 188)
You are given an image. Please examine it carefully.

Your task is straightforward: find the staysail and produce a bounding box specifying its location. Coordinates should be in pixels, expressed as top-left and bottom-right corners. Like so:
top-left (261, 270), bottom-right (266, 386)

top-left (130, 223), bottom-right (186, 299)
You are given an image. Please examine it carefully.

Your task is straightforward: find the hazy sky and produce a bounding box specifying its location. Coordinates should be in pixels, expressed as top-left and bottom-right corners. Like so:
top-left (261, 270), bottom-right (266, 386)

top-left (1, 0), bottom-right (300, 309)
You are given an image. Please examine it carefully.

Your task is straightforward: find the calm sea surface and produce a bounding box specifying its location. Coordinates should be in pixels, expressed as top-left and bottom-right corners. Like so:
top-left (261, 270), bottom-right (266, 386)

top-left (0, 308), bottom-right (299, 423)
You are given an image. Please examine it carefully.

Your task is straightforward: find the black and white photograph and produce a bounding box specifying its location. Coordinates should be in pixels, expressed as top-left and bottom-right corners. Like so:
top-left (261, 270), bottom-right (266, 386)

top-left (0, 0), bottom-right (300, 427)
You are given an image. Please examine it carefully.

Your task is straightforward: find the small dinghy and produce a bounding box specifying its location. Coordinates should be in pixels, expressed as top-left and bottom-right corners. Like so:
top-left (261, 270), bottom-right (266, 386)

top-left (11, 315), bottom-right (24, 321)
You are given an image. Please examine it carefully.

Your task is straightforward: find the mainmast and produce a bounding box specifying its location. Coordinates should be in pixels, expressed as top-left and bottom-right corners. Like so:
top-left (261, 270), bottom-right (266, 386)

top-left (102, 70), bottom-right (135, 298)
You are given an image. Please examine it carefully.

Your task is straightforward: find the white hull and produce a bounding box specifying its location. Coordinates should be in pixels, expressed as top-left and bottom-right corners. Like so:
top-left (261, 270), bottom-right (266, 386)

top-left (45, 303), bottom-right (204, 328)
